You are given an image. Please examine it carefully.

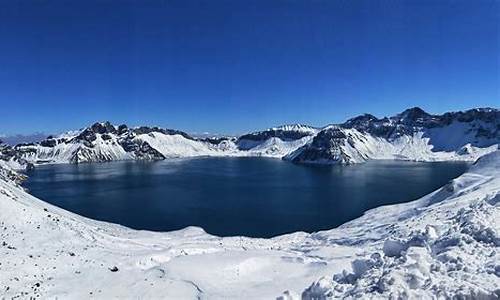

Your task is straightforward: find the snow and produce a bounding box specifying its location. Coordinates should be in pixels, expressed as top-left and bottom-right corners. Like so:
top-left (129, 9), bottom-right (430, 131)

top-left (12, 114), bottom-right (498, 168)
top-left (17, 134), bottom-right (134, 164)
top-left (133, 132), bottom-right (312, 158)
top-left (17, 130), bottom-right (317, 165)
top-left (134, 133), bottom-right (223, 158)
top-left (425, 120), bottom-right (498, 151)
top-left (245, 136), bottom-right (313, 157)
top-left (286, 127), bottom-right (498, 165)
top-left (1, 158), bottom-right (25, 171)
top-left (270, 124), bottom-right (320, 134)
top-left (1, 144), bottom-right (498, 298)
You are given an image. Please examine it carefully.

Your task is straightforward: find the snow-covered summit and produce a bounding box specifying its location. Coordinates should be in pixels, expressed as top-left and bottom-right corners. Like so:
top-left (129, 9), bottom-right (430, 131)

top-left (342, 107), bottom-right (499, 140)
top-left (287, 107), bottom-right (499, 164)
top-left (1, 107), bottom-right (498, 167)
top-left (8, 120), bottom-right (315, 165)
top-left (270, 124), bottom-right (319, 134)
top-left (237, 123), bottom-right (318, 143)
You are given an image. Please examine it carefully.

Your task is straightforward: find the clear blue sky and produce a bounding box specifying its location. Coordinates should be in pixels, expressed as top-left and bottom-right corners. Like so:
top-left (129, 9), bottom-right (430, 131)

top-left (0, 0), bottom-right (498, 135)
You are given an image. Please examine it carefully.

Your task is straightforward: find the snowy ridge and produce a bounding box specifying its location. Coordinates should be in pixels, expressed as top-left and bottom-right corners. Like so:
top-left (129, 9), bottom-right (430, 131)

top-left (270, 124), bottom-right (319, 134)
top-left (0, 146), bottom-right (498, 298)
top-left (284, 126), bottom-right (384, 164)
top-left (133, 132), bottom-right (222, 158)
top-left (284, 127), bottom-right (498, 165)
top-left (9, 122), bottom-right (318, 165)
top-left (286, 107), bottom-right (499, 164)
top-left (1, 107), bottom-right (498, 168)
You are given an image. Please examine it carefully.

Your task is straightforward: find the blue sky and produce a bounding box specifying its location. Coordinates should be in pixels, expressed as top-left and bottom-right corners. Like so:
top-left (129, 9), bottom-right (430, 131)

top-left (0, 0), bottom-right (498, 135)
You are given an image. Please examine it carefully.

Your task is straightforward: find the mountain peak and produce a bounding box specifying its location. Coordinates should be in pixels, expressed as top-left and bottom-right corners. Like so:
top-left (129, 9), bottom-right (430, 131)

top-left (89, 121), bottom-right (116, 134)
top-left (344, 113), bottom-right (379, 123)
top-left (397, 107), bottom-right (430, 120)
top-left (271, 124), bottom-right (317, 133)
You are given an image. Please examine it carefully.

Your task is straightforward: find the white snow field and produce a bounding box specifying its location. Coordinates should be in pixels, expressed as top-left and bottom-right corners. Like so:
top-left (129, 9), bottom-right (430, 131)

top-left (1, 146), bottom-right (499, 298)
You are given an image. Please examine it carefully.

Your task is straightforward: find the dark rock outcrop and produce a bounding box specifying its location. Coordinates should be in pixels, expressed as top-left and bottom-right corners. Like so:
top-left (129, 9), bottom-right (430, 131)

top-left (238, 129), bottom-right (312, 143)
top-left (287, 127), bottom-right (352, 164)
top-left (342, 107), bottom-right (499, 142)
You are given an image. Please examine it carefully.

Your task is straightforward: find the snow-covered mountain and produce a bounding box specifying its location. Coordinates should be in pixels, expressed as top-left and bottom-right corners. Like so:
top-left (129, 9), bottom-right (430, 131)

top-left (0, 139), bottom-right (33, 170)
top-left (7, 122), bottom-right (320, 166)
top-left (11, 123), bottom-right (223, 164)
top-left (2, 107), bottom-right (499, 168)
top-left (235, 124), bottom-right (319, 157)
top-left (286, 107), bottom-right (499, 164)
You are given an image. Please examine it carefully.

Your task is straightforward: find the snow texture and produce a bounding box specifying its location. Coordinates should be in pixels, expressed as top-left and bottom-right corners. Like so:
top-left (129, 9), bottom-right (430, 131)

top-left (0, 107), bottom-right (498, 298)
top-left (1, 148), bottom-right (499, 299)
top-left (6, 107), bottom-right (497, 168)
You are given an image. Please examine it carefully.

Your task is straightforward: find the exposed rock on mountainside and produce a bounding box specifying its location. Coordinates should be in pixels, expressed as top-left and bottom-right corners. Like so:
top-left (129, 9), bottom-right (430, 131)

top-left (287, 107), bottom-right (499, 164)
top-left (8, 122), bottom-right (320, 165)
top-left (0, 140), bottom-right (34, 170)
top-left (342, 107), bottom-right (499, 143)
top-left (12, 122), bottom-right (202, 164)
top-left (285, 126), bottom-right (370, 164)
top-left (237, 124), bottom-right (317, 144)
top-left (1, 107), bottom-right (499, 167)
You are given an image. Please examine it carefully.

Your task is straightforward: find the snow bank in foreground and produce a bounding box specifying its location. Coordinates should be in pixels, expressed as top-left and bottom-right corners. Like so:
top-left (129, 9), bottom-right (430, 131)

top-left (0, 152), bottom-right (499, 299)
top-left (296, 151), bottom-right (500, 299)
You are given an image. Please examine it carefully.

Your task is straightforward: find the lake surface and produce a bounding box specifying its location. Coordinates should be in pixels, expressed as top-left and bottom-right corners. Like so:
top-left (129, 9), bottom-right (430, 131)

top-left (24, 158), bottom-right (467, 238)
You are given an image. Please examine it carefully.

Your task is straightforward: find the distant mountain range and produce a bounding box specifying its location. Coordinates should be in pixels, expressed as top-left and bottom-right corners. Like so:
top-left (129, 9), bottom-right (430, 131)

top-left (1, 107), bottom-right (498, 169)
top-left (0, 133), bottom-right (49, 146)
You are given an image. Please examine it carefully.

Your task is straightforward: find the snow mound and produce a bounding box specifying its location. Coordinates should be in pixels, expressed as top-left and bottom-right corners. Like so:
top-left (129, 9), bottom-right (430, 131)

top-left (294, 151), bottom-right (500, 299)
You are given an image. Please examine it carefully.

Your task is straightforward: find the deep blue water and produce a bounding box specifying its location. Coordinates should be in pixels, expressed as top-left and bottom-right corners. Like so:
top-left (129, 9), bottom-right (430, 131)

top-left (24, 158), bottom-right (467, 238)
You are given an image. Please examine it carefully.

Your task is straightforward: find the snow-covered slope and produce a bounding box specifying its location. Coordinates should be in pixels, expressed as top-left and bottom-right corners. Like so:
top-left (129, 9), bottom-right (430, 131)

top-left (9, 122), bottom-right (318, 165)
top-left (0, 140), bottom-right (32, 170)
top-left (1, 146), bottom-right (498, 298)
top-left (235, 124), bottom-right (318, 157)
top-left (270, 124), bottom-right (319, 135)
top-left (287, 107), bottom-right (499, 164)
top-left (297, 151), bottom-right (500, 299)
top-left (12, 123), bottom-right (212, 164)
top-left (3, 107), bottom-right (499, 168)
top-left (284, 126), bottom-right (389, 164)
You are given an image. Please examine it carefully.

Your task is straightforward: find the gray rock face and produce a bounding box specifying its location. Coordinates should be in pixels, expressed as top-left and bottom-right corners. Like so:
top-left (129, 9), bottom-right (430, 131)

top-left (342, 107), bottom-right (499, 141)
top-left (2, 107), bottom-right (498, 166)
top-left (235, 125), bottom-right (317, 151)
top-left (91, 122), bottom-right (114, 134)
top-left (135, 141), bottom-right (165, 160)
top-left (238, 130), bottom-right (312, 143)
top-left (8, 122), bottom-right (199, 164)
top-left (286, 127), bottom-right (353, 164)
top-left (40, 138), bottom-right (57, 147)
top-left (117, 124), bottom-right (128, 135)
top-left (289, 107), bottom-right (499, 164)
top-left (200, 137), bottom-right (234, 145)
top-left (0, 140), bottom-right (33, 170)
